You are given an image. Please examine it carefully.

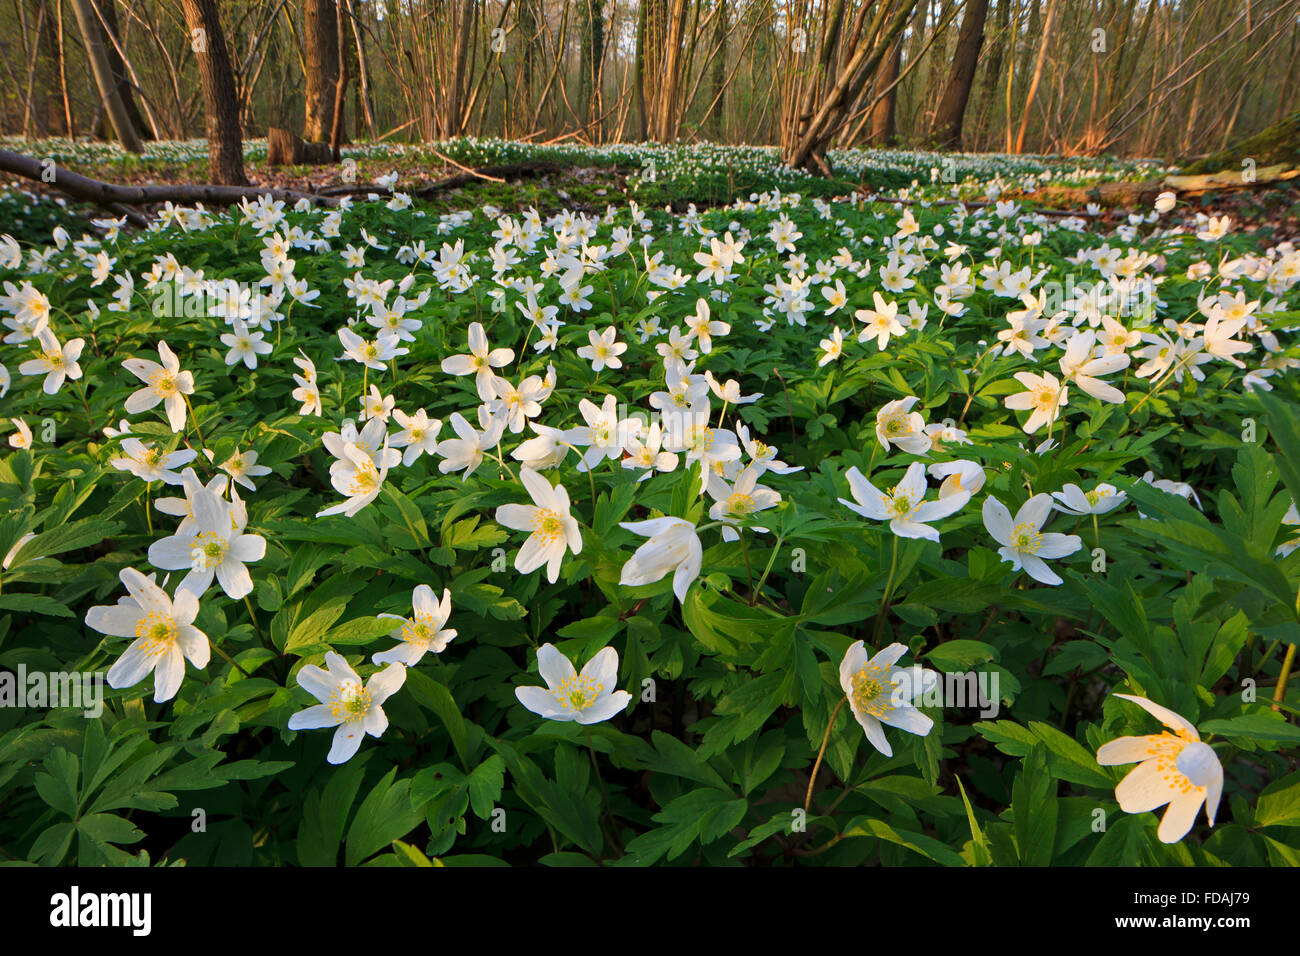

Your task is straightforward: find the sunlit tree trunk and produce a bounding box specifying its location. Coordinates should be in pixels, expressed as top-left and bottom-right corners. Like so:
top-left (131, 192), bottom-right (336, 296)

top-left (180, 0), bottom-right (247, 185)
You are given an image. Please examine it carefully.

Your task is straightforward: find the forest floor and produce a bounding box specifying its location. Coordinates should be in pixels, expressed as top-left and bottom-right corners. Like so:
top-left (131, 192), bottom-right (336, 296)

top-left (2, 139), bottom-right (1297, 240)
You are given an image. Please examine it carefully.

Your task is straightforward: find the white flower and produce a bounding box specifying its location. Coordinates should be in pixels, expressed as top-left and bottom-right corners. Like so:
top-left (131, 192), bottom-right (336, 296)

top-left (1058, 331), bottom-right (1128, 403)
top-left (8, 417), bottom-right (32, 450)
top-left (686, 298), bottom-right (729, 353)
top-left (436, 410), bottom-right (506, 480)
top-left (1154, 191), bottom-right (1176, 214)
top-left (982, 493), bottom-right (1082, 586)
top-left (838, 641), bottom-right (937, 757)
top-left (288, 651), bottom-right (407, 764)
top-left (1051, 482), bottom-right (1126, 516)
top-left (618, 516), bottom-right (703, 603)
top-left (1004, 370), bottom-right (1068, 434)
top-left (373, 586), bottom-right (457, 666)
top-left (623, 420), bottom-right (678, 480)
top-left (390, 408), bottom-right (442, 466)
top-left (123, 341), bottom-right (195, 432)
top-left (839, 462), bottom-right (968, 542)
top-left (319, 436), bottom-right (399, 517)
top-left (576, 325), bottom-right (627, 372)
top-left (1096, 693), bottom-right (1223, 844)
top-left (514, 643), bottom-right (632, 724)
top-left (495, 467), bottom-right (582, 583)
top-left (706, 466), bottom-right (781, 541)
top-left (291, 350), bottom-right (321, 416)
top-left (18, 326), bottom-right (84, 395)
top-left (927, 459), bottom-right (985, 499)
top-left (149, 487), bottom-right (266, 598)
top-left (154, 468), bottom-right (228, 535)
top-left (219, 449), bottom-right (271, 491)
top-left (220, 319), bottom-right (272, 370)
top-left (440, 321), bottom-right (513, 399)
top-left (85, 567), bottom-right (209, 703)
top-left (875, 396), bottom-right (931, 454)
top-left (110, 438), bottom-right (197, 485)
top-left (856, 292), bottom-right (905, 350)
top-left (818, 326), bottom-right (844, 366)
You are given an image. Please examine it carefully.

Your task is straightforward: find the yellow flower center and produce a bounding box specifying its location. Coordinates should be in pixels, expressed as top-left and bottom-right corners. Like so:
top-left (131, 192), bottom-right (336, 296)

top-left (851, 667), bottom-right (890, 717)
top-left (555, 673), bottom-right (603, 711)
top-left (191, 531), bottom-right (229, 569)
top-left (134, 611), bottom-right (177, 656)
top-left (400, 613), bottom-right (437, 647)
top-left (329, 680), bottom-right (371, 721)
top-left (886, 488), bottom-right (915, 518)
top-left (883, 414), bottom-right (908, 436)
top-left (728, 493), bottom-right (755, 516)
top-left (1011, 522), bottom-right (1042, 553)
top-left (531, 508), bottom-right (566, 543)
top-left (45, 350), bottom-right (65, 369)
top-left (151, 370), bottom-right (178, 396)
top-left (349, 462), bottom-right (380, 495)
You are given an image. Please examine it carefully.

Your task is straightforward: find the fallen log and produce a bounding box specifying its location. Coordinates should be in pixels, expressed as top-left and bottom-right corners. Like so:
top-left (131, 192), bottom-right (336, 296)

top-left (0, 148), bottom-right (334, 218)
top-left (1162, 164), bottom-right (1298, 195)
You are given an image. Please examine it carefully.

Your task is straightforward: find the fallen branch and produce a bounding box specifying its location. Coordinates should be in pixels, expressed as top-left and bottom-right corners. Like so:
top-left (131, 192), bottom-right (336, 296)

top-left (314, 161), bottom-right (560, 199)
top-left (0, 148), bottom-right (334, 215)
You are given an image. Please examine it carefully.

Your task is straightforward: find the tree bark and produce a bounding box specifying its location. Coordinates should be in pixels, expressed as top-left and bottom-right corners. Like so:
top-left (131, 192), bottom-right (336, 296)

top-left (0, 148), bottom-right (322, 216)
top-left (180, 0), bottom-right (247, 185)
top-left (868, 36), bottom-right (901, 145)
top-left (303, 0), bottom-right (339, 141)
top-left (931, 0), bottom-right (989, 150)
top-left (69, 0), bottom-right (142, 152)
top-left (95, 0), bottom-right (151, 140)
top-left (1013, 0), bottom-right (1057, 154)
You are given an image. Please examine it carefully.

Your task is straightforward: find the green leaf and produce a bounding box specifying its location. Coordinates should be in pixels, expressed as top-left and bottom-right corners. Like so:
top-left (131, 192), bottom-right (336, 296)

top-left (1011, 745), bottom-right (1058, 866)
top-left (838, 817), bottom-right (966, 866)
top-left (1201, 713), bottom-right (1300, 744)
top-left (345, 768), bottom-right (425, 866)
top-left (1254, 771), bottom-right (1300, 828)
top-left (467, 755), bottom-right (505, 820)
top-left (77, 812), bottom-right (144, 847)
top-left (391, 840), bottom-right (443, 866)
top-left (955, 776), bottom-right (992, 866)
top-left (297, 760), bottom-right (367, 867)
top-left (404, 669), bottom-right (469, 767)
top-left (33, 748), bottom-right (79, 818)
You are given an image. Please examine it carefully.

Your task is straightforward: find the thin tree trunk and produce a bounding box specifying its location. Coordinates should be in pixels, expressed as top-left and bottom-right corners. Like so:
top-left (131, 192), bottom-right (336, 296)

top-left (69, 0), bottom-right (142, 151)
top-left (932, 0), bottom-right (989, 149)
top-left (1014, 0), bottom-right (1056, 154)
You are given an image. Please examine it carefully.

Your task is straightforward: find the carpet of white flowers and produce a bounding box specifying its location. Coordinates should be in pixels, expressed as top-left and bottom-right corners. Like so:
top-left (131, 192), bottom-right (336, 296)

top-left (1, 150), bottom-right (1298, 867)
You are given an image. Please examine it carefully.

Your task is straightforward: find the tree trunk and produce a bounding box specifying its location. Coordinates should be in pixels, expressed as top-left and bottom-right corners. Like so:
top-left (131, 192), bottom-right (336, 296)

top-left (1014, 0), bottom-right (1057, 154)
top-left (329, 0), bottom-right (351, 156)
top-left (708, 0), bottom-right (727, 138)
top-left (96, 0), bottom-right (151, 140)
top-left (931, 0), bottom-right (989, 149)
top-left (303, 0), bottom-right (339, 141)
top-left (180, 0), bottom-right (247, 185)
top-left (869, 37), bottom-right (901, 145)
top-left (69, 0), bottom-right (142, 152)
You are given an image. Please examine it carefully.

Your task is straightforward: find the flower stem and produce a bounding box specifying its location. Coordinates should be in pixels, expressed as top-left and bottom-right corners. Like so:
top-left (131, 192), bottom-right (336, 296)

top-left (804, 697), bottom-right (847, 814)
top-left (1274, 642), bottom-right (1296, 712)
top-left (873, 535), bottom-right (900, 643)
top-left (182, 393), bottom-right (207, 449)
top-left (211, 638), bottom-right (251, 678)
